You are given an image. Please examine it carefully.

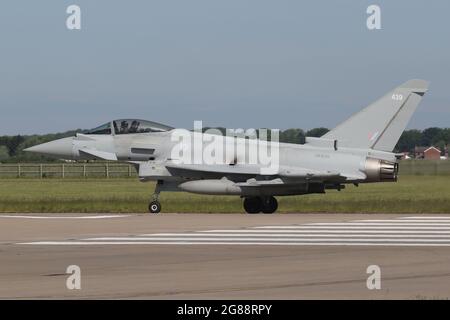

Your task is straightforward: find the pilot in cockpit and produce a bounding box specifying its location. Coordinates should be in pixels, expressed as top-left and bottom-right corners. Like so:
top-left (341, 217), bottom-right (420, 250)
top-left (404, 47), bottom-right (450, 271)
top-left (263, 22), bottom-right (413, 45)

top-left (120, 120), bottom-right (129, 134)
top-left (130, 120), bottom-right (140, 133)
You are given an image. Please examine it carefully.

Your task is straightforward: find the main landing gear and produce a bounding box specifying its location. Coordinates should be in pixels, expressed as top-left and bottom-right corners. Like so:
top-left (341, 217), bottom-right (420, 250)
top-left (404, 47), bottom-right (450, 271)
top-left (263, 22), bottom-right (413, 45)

top-left (243, 196), bottom-right (278, 214)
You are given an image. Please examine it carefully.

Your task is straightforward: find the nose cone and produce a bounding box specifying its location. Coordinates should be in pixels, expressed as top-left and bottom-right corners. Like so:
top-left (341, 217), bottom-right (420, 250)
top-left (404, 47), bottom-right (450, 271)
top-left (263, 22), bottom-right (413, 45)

top-left (24, 137), bottom-right (74, 159)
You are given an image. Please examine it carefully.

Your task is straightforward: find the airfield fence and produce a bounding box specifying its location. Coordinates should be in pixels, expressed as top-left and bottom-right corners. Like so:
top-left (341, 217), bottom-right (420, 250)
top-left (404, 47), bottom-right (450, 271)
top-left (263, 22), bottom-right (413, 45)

top-left (0, 160), bottom-right (449, 179)
top-left (399, 160), bottom-right (450, 176)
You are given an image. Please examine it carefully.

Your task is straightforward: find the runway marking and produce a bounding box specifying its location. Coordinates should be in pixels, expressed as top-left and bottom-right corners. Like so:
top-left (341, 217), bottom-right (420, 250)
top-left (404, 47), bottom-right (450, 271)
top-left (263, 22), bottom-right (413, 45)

top-left (309, 223), bottom-right (450, 226)
top-left (19, 241), bottom-right (450, 247)
top-left (106, 233), bottom-right (450, 238)
top-left (0, 215), bottom-right (129, 219)
top-left (83, 237), bottom-right (450, 242)
top-left (355, 219), bottom-right (450, 223)
top-left (199, 230), bottom-right (450, 234)
top-left (398, 216), bottom-right (450, 219)
top-left (18, 215), bottom-right (450, 247)
top-left (254, 226), bottom-right (450, 230)
top-left (144, 233), bottom-right (450, 240)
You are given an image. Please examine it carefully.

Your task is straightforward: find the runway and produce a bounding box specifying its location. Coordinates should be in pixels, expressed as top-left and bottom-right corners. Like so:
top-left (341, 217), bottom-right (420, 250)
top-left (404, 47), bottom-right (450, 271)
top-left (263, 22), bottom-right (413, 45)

top-left (2, 213), bottom-right (450, 299)
top-left (19, 215), bottom-right (450, 246)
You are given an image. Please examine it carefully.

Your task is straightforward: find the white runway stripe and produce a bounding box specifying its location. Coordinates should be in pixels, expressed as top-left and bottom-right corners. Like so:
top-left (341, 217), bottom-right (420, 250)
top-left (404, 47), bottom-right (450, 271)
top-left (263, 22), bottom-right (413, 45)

top-left (84, 237), bottom-right (450, 242)
top-left (399, 216), bottom-right (450, 219)
top-left (19, 241), bottom-right (450, 247)
top-left (144, 233), bottom-right (450, 238)
top-left (0, 215), bottom-right (129, 219)
top-left (307, 223), bottom-right (450, 226)
top-left (355, 219), bottom-right (450, 223)
top-left (198, 229), bottom-right (450, 234)
top-left (254, 226), bottom-right (450, 230)
top-left (19, 216), bottom-right (450, 247)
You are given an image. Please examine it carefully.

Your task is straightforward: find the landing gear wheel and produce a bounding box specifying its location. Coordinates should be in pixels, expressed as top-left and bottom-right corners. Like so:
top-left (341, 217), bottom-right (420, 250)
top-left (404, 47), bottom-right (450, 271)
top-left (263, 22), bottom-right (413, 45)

top-left (149, 201), bottom-right (161, 214)
top-left (261, 196), bottom-right (278, 214)
top-left (243, 197), bottom-right (262, 214)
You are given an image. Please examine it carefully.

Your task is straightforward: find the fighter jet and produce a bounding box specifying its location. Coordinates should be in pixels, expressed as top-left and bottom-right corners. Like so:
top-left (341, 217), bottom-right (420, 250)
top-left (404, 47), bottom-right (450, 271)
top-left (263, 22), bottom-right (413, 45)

top-left (25, 79), bottom-right (429, 214)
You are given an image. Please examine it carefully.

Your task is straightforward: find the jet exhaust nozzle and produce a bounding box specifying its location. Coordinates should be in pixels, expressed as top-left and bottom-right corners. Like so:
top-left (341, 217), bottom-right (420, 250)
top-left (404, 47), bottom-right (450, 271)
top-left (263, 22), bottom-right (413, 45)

top-left (364, 158), bottom-right (398, 182)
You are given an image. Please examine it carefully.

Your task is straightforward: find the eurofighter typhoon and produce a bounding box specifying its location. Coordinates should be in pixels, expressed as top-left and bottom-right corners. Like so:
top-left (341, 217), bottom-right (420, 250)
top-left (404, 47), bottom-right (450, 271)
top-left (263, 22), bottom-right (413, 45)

top-left (25, 79), bottom-right (429, 213)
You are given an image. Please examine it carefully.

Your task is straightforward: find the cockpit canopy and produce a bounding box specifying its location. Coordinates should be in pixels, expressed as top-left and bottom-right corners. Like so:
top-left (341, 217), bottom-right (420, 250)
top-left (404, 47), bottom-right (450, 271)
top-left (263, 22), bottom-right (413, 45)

top-left (86, 119), bottom-right (173, 135)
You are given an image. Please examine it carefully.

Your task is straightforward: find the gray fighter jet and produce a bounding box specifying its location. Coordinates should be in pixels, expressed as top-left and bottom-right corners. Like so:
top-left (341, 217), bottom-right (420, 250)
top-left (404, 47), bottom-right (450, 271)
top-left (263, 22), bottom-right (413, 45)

top-left (25, 79), bottom-right (429, 214)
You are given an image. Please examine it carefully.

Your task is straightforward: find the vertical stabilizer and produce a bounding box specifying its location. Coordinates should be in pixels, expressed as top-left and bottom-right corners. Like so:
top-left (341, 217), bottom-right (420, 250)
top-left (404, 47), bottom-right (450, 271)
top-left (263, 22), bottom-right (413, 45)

top-left (322, 79), bottom-right (429, 152)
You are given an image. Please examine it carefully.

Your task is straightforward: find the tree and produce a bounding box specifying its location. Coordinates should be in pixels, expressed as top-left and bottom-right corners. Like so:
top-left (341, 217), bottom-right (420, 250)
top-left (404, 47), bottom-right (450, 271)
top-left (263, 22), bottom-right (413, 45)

top-left (305, 127), bottom-right (329, 137)
top-left (421, 127), bottom-right (443, 146)
top-left (0, 145), bottom-right (9, 162)
top-left (435, 140), bottom-right (446, 155)
top-left (395, 129), bottom-right (422, 153)
top-left (3, 135), bottom-right (25, 157)
top-left (280, 129), bottom-right (305, 144)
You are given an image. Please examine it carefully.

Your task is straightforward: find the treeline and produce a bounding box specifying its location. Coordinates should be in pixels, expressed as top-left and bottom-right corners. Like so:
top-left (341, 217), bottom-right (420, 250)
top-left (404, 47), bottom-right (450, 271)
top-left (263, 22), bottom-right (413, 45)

top-left (396, 128), bottom-right (450, 154)
top-left (0, 130), bottom-right (82, 163)
top-left (281, 127), bottom-right (450, 154)
top-left (0, 127), bottom-right (448, 163)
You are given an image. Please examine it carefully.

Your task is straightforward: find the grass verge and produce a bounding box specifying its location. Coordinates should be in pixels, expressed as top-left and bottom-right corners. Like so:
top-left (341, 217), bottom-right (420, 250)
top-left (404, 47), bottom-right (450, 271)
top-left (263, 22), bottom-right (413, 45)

top-left (0, 175), bottom-right (449, 213)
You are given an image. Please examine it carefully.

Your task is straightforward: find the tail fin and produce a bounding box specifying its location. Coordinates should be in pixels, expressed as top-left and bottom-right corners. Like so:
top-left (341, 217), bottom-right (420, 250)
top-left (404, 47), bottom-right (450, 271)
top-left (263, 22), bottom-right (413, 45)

top-left (322, 79), bottom-right (429, 152)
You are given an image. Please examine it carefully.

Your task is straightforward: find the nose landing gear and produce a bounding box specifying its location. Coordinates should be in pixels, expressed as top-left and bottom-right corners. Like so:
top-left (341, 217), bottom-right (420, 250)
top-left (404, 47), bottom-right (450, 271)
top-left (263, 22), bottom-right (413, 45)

top-left (243, 196), bottom-right (278, 214)
top-left (149, 200), bottom-right (161, 214)
top-left (148, 180), bottom-right (162, 214)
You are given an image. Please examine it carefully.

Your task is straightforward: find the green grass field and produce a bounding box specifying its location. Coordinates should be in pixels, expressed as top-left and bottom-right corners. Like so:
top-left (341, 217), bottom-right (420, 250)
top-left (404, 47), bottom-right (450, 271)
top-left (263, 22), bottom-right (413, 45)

top-left (0, 175), bottom-right (449, 213)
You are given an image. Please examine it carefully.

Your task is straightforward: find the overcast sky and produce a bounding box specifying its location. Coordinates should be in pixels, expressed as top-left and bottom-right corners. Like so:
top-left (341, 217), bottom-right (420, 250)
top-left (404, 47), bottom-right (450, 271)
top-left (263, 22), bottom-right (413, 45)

top-left (0, 0), bottom-right (449, 135)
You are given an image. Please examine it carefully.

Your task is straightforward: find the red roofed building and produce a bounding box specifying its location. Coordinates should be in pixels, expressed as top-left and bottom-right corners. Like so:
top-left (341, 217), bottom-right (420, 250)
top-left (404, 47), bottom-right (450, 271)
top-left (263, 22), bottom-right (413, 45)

top-left (415, 146), bottom-right (441, 160)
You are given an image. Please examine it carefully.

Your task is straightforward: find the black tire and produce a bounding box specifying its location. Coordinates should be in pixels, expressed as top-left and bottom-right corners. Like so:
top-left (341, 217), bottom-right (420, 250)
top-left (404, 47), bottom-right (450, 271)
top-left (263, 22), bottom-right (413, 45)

top-left (261, 196), bottom-right (278, 214)
top-left (148, 201), bottom-right (161, 214)
top-left (243, 197), bottom-right (262, 214)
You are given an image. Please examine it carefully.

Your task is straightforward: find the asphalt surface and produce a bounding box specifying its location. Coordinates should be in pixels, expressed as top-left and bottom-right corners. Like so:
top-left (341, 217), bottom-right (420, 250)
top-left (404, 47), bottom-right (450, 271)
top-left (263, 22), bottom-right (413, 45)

top-left (1, 213), bottom-right (450, 299)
